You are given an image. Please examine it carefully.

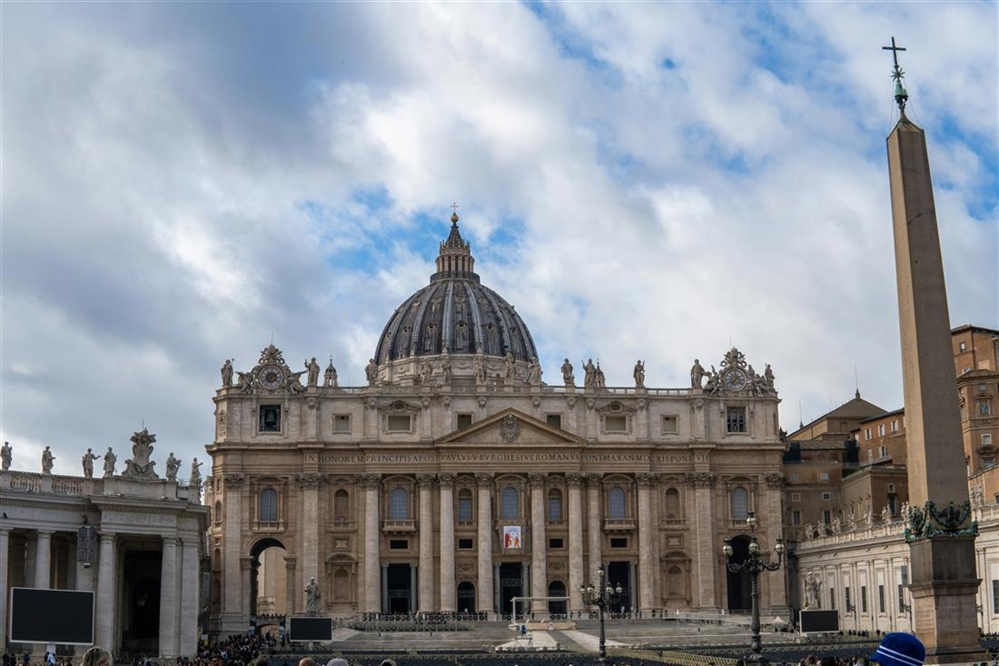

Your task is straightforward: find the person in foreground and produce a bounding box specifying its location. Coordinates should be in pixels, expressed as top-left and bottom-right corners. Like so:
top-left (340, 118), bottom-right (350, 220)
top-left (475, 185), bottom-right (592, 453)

top-left (870, 632), bottom-right (926, 666)
top-left (81, 647), bottom-right (113, 666)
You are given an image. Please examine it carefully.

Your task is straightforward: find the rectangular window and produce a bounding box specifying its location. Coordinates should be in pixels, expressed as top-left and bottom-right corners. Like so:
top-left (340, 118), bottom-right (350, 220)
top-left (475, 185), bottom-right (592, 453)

top-left (829, 586), bottom-right (836, 610)
top-left (878, 424), bottom-right (886, 436)
top-left (878, 585), bottom-right (885, 613)
top-left (456, 413), bottom-right (473, 430)
top-left (845, 587), bottom-right (852, 611)
top-left (861, 586), bottom-right (868, 613)
top-left (604, 415), bottom-right (627, 433)
top-left (333, 414), bottom-right (351, 433)
top-left (546, 414), bottom-right (563, 429)
top-left (389, 539), bottom-right (409, 550)
top-left (984, 434), bottom-right (994, 446)
top-left (897, 584), bottom-right (905, 610)
top-left (792, 510), bottom-right (801, 525)
top-left (789, 473), bottom-right (799, 481)
top-left (387, 414), bottom-right (412, 432)
top-left (865, 428), bottom-right (872, 440)
top-left (610, 537), bottom-right (628, 549)
top-left (458, 538), bottom-right (474, 550)
top-left (661, 415), bottom-right (679, 434)
top-left (819, 472), bottom-right (830, 482)
top-left (879, 446), bottom-right (888, 458)
top-left (259, 405), bottom-right (281, 432)
top-left (548, 538), bottom-right (564, 549)
top-left (821, 492), bottom-right (832, 501)
top-left (890, 419), bottom-right (899, 433)
top-left (823, 509), bottom-right (832, 524)
top-left (993, 580), bottom-right (999, 614)
top-left (726, 407), bottom-right (747, 433)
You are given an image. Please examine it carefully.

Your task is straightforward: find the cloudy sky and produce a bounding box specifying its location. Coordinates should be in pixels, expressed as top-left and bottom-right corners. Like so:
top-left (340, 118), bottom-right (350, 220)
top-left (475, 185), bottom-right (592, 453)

top-left (2, 2), bottom-right (996, 478)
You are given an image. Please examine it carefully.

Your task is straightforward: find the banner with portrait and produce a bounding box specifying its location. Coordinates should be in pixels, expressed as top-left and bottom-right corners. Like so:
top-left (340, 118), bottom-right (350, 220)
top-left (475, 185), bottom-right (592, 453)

top-left (503, 525), bottom-right (522, 551)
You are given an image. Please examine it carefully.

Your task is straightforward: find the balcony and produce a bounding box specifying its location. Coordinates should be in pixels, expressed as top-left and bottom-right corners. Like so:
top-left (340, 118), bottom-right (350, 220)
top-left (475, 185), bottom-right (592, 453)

top-left (603, 518), bottom-right (636, 533)
top-left (382, 519), bottom-right (417, 534)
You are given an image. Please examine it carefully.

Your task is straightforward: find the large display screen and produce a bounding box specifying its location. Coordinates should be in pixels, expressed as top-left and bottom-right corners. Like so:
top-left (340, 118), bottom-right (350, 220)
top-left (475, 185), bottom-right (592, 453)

top-left (10, 588), bottom-right (95, 645)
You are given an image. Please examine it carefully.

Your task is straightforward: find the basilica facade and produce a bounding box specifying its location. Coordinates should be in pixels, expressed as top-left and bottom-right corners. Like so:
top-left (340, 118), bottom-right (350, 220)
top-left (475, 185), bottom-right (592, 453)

top-left (206, 214), bottom-right (787, 635)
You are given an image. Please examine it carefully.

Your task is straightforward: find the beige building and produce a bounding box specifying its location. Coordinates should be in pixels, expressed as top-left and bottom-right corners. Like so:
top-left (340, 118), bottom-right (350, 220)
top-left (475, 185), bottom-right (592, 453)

top-left (206, 215), bottom-right (788, 636)
top-left (0, 431), bottom-right (209, 658)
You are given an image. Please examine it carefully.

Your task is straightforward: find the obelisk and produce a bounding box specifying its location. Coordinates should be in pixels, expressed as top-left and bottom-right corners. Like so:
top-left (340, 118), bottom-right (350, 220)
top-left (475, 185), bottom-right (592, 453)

top-left (884, 38), bottom-right (983, 663)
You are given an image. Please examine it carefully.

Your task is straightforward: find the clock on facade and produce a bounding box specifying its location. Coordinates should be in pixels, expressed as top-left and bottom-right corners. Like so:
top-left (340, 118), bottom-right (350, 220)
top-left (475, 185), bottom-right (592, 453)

top-left (258, 365), bottom-right (284, 389)
top-left (722, 368), bottom-right (748, 392)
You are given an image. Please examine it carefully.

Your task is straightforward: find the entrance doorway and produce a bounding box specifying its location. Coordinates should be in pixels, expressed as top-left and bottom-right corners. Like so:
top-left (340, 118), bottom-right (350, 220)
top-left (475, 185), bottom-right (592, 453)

top-left (122, 549), bottom-right (162, 655)
top-left (499, 562), bottom-right (524, 615)
top-left (250, 538), bottom-right (288, 619)
top-left (548, 581), bottom-right (567, 617)
top-left (386, 563), bottom-right (413, 614)
top-left (457, 582), bottom-right (476, 614)
top-left (726, 536), bottom-right (752, 611)
top-left (605, 561), bottom-right (633, 613)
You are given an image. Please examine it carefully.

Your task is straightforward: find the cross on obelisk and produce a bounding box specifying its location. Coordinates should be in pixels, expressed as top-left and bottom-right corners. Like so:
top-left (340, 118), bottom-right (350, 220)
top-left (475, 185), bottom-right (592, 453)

top-left (882, 36), bottom-right (906, 68)
top-left (883, 36), bottom-right (909, 113)
top-left (885, 39), bottom-right (984, 663)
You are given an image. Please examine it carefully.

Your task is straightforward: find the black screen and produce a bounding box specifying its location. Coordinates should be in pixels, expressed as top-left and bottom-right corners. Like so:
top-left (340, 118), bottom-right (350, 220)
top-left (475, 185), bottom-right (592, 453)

top-left (799, 609), bottom-right (840, 632)
top-left (288, 616), bottom-right (333, 641)
top-left (10, 588), bottom-right (95, 644)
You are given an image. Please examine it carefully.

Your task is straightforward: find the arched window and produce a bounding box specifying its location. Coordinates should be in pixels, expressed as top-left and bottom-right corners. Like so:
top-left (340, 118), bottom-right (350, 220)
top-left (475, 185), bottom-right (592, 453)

top-left (334, 489), bottom-right (350, 524)
top-left (457, 488), bottom-right (474, 523)
top-left (214, 500), bottom-right (222, 523)
top-left (608, 487), bottom-right (626, 519)
top-left (259, 488), bottom-right (278, 522)
top-left (334, 569), bottom-right (350, 601)
top-left (664, 488), bottom-right (681, 521)
top-left (548, 489), bottom-right (563, 522)
top-left (389, 488), bottom-right (410, 520)
top-left (730, 487), bottom-right (749, 521)
top-left (500, 486), bottom-right (520, 519)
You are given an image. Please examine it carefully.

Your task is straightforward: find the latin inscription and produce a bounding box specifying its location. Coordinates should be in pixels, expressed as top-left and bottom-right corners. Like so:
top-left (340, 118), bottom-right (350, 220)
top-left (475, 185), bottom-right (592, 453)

top-left (440, 452), bottom-right (579, 463)
top-left (653, 454), bottom-right (692, 464)
top-left (581, 453), bottom-right (648, 463)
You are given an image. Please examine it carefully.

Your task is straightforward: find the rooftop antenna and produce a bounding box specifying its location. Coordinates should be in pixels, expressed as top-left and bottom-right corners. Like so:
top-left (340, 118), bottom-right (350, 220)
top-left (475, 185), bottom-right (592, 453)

top-left (854, 364), bottom-right (861, 399)
top-left (799, 400), bottom-right (803, 429)
top-left (882, 36), bottom-right (908, 115)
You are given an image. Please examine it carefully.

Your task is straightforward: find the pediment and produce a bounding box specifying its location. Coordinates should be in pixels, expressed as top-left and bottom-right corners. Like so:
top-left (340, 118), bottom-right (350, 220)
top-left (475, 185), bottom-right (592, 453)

top-left (376, 399), bottom-right (421, 415)
top-left (437, 407), bottom-right (584, 446)
top-left (595, 400), bottom-right (637, 415)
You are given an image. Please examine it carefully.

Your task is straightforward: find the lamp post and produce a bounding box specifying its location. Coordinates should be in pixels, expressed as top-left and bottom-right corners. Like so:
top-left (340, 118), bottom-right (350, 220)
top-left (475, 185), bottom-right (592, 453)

top-left (723, 511), bottom-right (785, 664)
top-left (579, 566), bottom-right (623, 661)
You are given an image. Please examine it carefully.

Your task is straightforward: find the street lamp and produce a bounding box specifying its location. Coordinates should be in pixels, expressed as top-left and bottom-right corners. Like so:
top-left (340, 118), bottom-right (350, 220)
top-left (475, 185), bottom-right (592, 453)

top-left (579, 566), bottom-right (623, 661)
top-left (723, 511), bottom-right (785, 664)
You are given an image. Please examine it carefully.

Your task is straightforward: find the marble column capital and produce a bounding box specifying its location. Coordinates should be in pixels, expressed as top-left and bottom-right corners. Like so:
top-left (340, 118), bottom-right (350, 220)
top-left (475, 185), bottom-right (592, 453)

top-left (475, 473), bottom-right (494, 487)
top-left (417, 474), bottom-right (436, 488)
top-left (297, 473), bottom-right (324, 489)
top-left (438, 473), bottom-right (456, 488)
top-left (223, 474), bottom-right (244, 488)
top-left (566, 473), bottom-right (584, 488)
top-left (528, 473), bottom-right (547, 486)
top-left (636, 472), bottom-right (658, 487)
top-left (358, 474), bottom-right (381, 489)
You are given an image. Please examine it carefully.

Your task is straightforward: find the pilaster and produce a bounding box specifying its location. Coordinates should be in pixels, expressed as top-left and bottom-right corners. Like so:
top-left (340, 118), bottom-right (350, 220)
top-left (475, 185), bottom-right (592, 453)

top-left (476, 473), bottom-right (494, 613)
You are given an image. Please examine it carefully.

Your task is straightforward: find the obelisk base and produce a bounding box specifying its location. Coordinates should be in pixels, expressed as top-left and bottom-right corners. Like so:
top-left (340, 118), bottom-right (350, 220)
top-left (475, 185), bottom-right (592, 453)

top-left (909, 537), bottom-right (987, 664)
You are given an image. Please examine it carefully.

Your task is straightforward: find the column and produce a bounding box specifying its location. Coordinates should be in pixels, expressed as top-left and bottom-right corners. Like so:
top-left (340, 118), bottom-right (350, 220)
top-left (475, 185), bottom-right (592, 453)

top-left (300, 473), bottom-right (322, 584)
top-left (476, 473), bottom-right (494, 614)
top-left (529, 474), bottom-right (547, 614)
top-left (438, 474), bottom-right (456, 612)
top-left (221, 474), bottom-right (245, 632)
top-left (586, 475), bottom-right (603, 575)
top-left (179, 538), bottom-right (200, 656)
top-left (636, 473), bottom-right (655, 612)
top-left (417, 475), bottom-right (435, 612)
top-left (764, 473), bottom-right (788, 613)
top-left (688, 472), bottom-right (718, 610)
top-left (284, 557), bottom-right (298, 616)
top-left (96, 533), bottom-right (117, 649)
top-left (0, 528), bottom-right (9, 648)
top-left (566, 474), bottom-right (584, 614)
top-left (239, 557), bottom-right (253, 624)
top-left (159, 537), bottom-right (179, 657)
top-left (35, 530), bottom-right (53, 588)
top-left (362, 474), bottom-right (381, 613)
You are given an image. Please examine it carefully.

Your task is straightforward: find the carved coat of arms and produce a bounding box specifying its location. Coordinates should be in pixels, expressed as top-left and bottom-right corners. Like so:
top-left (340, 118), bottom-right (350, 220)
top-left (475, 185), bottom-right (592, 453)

top-left (500, 415), bottom-right (520, 443)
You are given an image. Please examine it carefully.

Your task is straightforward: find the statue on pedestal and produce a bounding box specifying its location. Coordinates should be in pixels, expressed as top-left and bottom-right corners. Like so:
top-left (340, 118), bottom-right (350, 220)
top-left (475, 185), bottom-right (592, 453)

top-left (82, 448), bottom-right (98, 479)
top-left (122, 429), bottom-right (158, 480)
top-left (103, 447), bottom-right (116, 478)
top-left (305, 576), bottom-right (321, 614)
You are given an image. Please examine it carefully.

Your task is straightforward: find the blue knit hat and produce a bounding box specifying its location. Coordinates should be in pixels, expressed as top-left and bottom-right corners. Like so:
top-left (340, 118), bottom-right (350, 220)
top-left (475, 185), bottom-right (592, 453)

top-left (871, 632), bottom-right (925, 666)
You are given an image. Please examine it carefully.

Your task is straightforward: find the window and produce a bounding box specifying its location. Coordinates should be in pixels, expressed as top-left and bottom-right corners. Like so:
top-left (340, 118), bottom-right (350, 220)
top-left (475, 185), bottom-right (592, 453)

top-left (608, 487), bottom-right (626, 519)
top-left (456, 414), bottom-right (473, 430)
top-left (259, 405), bottom-right (281, 432)
top-left (819, 473), bottom-right (830, 482)
top-left (387, 415), bottom-right (412, 432)
top-left (984, 434), bottom-right (995, 446)
top-left (980, 400), bottom-right (993, 416)
top-left (792, 510), bottom-right (801, 525)
top-left (458, 538), bottom-right (474, 550)
top-left (865, 428), bottom-right (872, 441)
top-left (604, 415), bottom-right (627, 433)
top-left (821, 491), bottom-right (832, 501)
top-left (845, 587), bottom-right (852, 611)
top-left (879, 446), bottom-right (888, 458)
top-left (730, 487), bottom-right (749, 521)
top-left (662, 415), bottom-right (679, 434)
top-left (389, 539), bottom-right (408, 550)
top-left (789, 473), bottom-right (799, 481)
top-left (861, 586), bottom-right (868, 613)
top-left (664, 488), bottom-right (680, 521)
top-left (214, 500), bottom-right (222, 523)
top-left (960, 342), bottom-right (967, 352)
top-left (878, 585), bottom-right (885, 613)
top-left (823, 509), bottom-right (832, 524)
top-left (333, 490), bottom-right (350, 524)
top-left (500, 487), bottom-right (520, 519)
top-left (548, 538), bottom-right (564, 549)
top-left (457, 489), bottom-right (473, 523)
top-left (878, 424), bottom-right (886, 436)
top-left (890, 420), bottom-right (899, 433)
top-left (829, 586), bottom-right (836, 610)
top-left (547, 489), bottom-right (563, 522)
top-left (260, 489), bottom-right (278, 522)
top-left (546, 414), bottom-right (562, 429)
top-left (726, 407), bottom-right (747, 433)
top-left (389, 488), bottom-right (409, 520)
top-left (888, 483), bottom-right (896, 493)
top-left (610, 537), bottom-right (628, 549)
top-left (897, 584), bottom-right (905, 610)
top-left (993, 580), bottom-right (999, 614)
top-left (333, 414), bottom-right (351, 433)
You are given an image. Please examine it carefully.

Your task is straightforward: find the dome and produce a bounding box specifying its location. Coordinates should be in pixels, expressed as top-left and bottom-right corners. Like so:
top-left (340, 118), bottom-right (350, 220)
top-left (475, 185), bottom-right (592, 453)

top-left (374, 213), bottom-right (538, 365)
